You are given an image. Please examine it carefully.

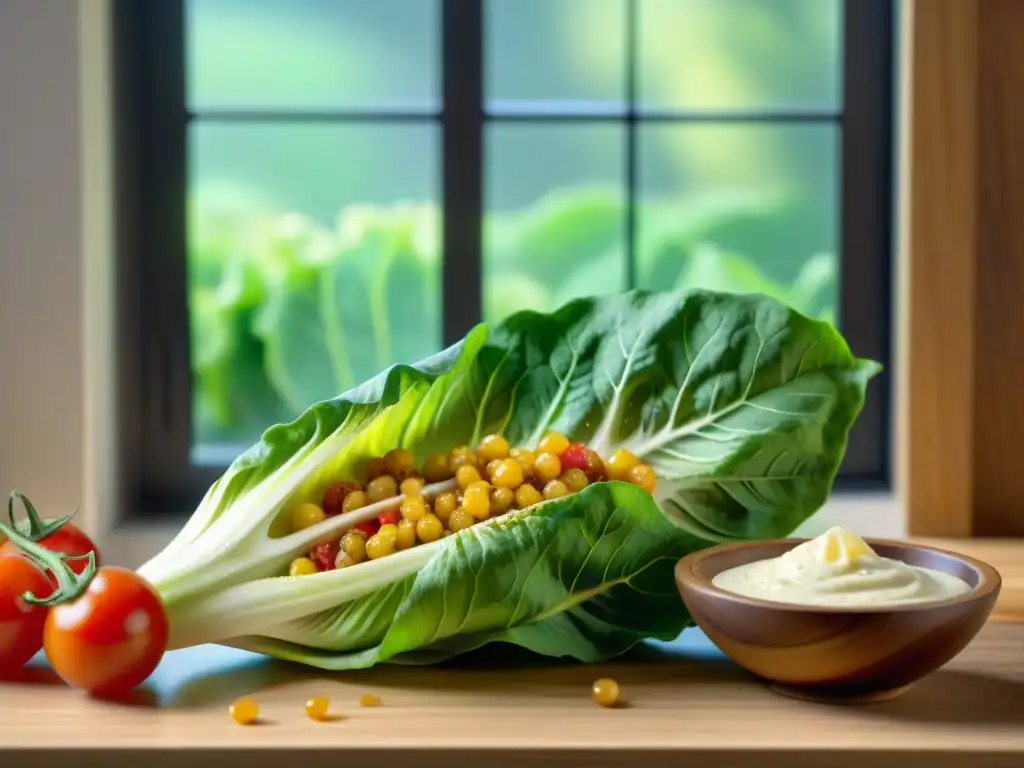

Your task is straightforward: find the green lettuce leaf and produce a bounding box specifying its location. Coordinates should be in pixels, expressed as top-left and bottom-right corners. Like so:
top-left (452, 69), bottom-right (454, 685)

top-left (138, 289), bottom-right (880, 669)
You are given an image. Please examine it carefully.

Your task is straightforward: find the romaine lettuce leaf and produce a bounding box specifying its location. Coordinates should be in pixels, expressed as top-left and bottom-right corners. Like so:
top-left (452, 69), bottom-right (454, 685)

top-left (138, 289), bottom-right (880, 668)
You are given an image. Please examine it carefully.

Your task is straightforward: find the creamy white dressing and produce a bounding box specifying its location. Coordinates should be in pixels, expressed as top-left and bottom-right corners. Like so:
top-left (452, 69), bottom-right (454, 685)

top-left (712, 526), bottom-right (971, 607)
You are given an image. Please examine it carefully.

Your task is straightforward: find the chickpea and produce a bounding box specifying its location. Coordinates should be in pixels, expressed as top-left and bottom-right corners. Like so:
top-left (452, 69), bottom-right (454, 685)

top-left (400, 476), bottom-right (425, 496)
top-left (366, 474), bottom-right (399, 504)
top-left (342, 489), bottom-right (367, 513)
top-left (383, 448), bottom-right (416, 478)
top-left (364, 457), bottom-right (387, 480)
top-left (490, 486), bottom-right (514, 515)
top-left (491, 458), bottom-right (524, 489)
top-left (542, 479), bottom-right (570, 500)
top-left (433, 491), bottom-right (457, 522)
top-left (515, 484), bottom-right (543, 509)
top-left (456, 464), bottom-right (482, 489)
top-left (463, 481), bottom-right (491, 520)
top-left (365, 534), bottom-right (395, 560)
top-left (341, 531), bottom-right (367, 563)
top-left (477, 434), bottom-right (510, 462)
top-left (416, 513), bottom-right (444, 543)
top-left (290, 502), bottom-right (326, 531)
top-left (534, 452), bottom-right (563, 483)
top-left (289, 557), bottom-right (318, 577)
top-left (605, 448), bottom-right (639, 481)
top-left (449, 446), bottom-right (477, 472)
top-left (400, 494), bottom-right (427, 523)
top-left (628, 463), bottom-right (656, 494)
top-left (305, 697), bottom-right (330, 721)
top-left (591, 678), bottom-right (620, 708)
top-left (396, 519), bottom-right (417, 550)
top-left (537, 431), bottom-right (570, 456)
top-left (229, 697), bottom-right (259, 725)
top-left (422, 452), bottom-right (453, 482)
top-left (560, 468), bottom-right (589, 493)
top-left (448, 508), bottom-right (475, 532)
top-left (377, 523), bottom-right (399, 544)
top-left (510, 448), bottom-right (536, 479)
top-left (334, 551), bottom-right (357, 568)
top-left (485, 458), bottom-right (503, 482)
top-left (322, 481), bottom-right (362, 516)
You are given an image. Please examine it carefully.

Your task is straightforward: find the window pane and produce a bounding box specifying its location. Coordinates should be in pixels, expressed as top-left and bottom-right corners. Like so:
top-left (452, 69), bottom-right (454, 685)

top-left (187, 0), bottom-right (440, 111)
top-left (638, 0), bottom-right (842, 111)
top-left (484, 124), bottom-right (626, 324)
top-left (636, 124), bottom-right (838, 323)
top-left (188, 123), bottom-right (441, 453)
top-left (486, 0), bottom-right (626, 111)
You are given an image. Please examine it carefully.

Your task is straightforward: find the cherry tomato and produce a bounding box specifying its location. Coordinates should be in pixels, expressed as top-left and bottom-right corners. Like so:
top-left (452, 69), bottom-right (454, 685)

top-left (0, 522), bottom-right (100, 586)
top-left (310, 541), bottom-right (339, 572)
top-left (0, 555), bottom-right (52, 675)
top-left (377, 508), bottom-right (401, 527)
top-left (43, 566), bottom-right (168, 697)
top-left (355, 520), bottom-right (379, 537)
top-left (560, 443), bottom-right (590, 473)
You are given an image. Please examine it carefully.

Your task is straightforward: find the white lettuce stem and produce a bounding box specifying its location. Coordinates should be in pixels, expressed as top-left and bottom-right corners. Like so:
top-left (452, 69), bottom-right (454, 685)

top-left (139, 479), bottom-right (458, 621)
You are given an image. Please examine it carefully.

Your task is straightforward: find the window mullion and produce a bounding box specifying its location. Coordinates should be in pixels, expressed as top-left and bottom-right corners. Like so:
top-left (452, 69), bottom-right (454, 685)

top-left (441, 0), bottom-right (485, 345)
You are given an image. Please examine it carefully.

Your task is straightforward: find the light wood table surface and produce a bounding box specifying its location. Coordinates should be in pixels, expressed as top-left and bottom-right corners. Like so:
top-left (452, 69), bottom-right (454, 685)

top-left (0, 619), bottom-right (1021, 768)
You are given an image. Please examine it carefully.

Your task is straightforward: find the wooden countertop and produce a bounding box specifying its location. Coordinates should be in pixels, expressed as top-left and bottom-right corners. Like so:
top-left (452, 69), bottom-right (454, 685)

top-left (1, 620), bottom-right (1021, 768)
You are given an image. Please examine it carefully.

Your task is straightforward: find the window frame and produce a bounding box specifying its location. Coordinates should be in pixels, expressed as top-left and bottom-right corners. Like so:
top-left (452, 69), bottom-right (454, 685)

top-left (113, 0), bottom-right (895, 518)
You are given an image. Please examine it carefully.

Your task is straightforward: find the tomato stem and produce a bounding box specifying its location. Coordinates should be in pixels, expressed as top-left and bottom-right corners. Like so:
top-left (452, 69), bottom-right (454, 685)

top-left (0, 491), bottom-right (96, 606)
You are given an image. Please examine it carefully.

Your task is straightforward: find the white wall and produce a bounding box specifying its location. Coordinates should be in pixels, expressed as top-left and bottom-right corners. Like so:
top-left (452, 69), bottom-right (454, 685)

top-left (0, 0), bottom-right (86, 521)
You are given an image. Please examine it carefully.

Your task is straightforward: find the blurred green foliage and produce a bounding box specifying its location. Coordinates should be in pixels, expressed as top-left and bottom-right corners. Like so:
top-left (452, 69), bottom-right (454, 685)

top-left (189, 190), bottom-right (837, 447)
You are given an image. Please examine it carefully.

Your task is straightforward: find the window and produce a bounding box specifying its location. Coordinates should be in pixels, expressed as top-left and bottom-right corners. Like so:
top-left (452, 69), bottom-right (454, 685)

top-left (115, 0), bottom-right (893, 515)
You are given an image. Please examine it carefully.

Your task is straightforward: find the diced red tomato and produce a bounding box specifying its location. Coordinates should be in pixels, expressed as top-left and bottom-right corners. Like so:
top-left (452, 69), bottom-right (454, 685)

top-left (377, 509), bottom-right (401, 527)
top-left (310, 542), bottom-right (339, 572)
top-left (355, 520), bottom-right (379, 537)
top-left (560, 443), bottom-right (590, 472)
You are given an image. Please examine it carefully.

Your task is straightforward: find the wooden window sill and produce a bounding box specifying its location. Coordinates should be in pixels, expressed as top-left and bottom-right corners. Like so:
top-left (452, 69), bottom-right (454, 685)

top-left (1, 539), bottom-right (1021, 766)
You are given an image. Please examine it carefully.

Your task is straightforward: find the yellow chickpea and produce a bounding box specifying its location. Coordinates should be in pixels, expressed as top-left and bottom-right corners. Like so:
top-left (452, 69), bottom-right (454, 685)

top-left (383, 448), bottom-right (416, 478)
top-left (510, 448), bottom-right (536, 478)
top-left (229, 696), bottom-right (259, 725)
top-left (490, 486), bottom-right (514, 515)
top-left (305, 696), bottom-right (330, 721)
top-left (448, 446), bottom-right (477, 472)
top-left (400, 476), bottom-right (425, 496)
top-left (422, 453), bottom-right (453, 482)
top-left (628, 463), bottom-right (656, 493)
top-left (604, 448), bottom-right (639, 481)
top-left (396, 519), bottom-right (417, 550)
top-left (366, 474), bottom-right (399, 504)
top-left (463, 481), bottom-right (492, 520)
top-left (290, 502), bottom-right (326, 531)
top-left (491, 458), bottom-right (524, 489)
top-left (289, 557), bottom-right (318, 577)
top-left (342, 489), bottom-right (367, 513)
top-left (515, 483), bottom-right (543, 509)
top-left (377, 523), bottom-right (399, 544)
top-left (537, 431), bottom-right (570, 456)
top-left (334, 551), bottom-right (356, 568)
top-left (364, 457), bottom-right (387, 480)
top-left (365, 533), bottom-right (395, 560)
top-left (341, 531), bottom-right (367, 563)
top-left (400, 494), bottom-right (427, 523)
top-left (591, 678), bottom-right (620, 708)
top-left (543, 479), bottom-right (570, 500)
top-left (477, 434), bottom-right (510, 462)
top-left (485, 458), bottom-right (503, 482)
top-left (534, 452), bottom-right (563, 483)
top-left (448, 508), bottom-right (475, 532)
top-left (456, 464), bottom-right (482, 489)
top-left (560, 468), bottom-right (589, 493)
top-left (433, 491), bottom-right (457, 522)
top-left (416, 513), bottom-right (444, 543)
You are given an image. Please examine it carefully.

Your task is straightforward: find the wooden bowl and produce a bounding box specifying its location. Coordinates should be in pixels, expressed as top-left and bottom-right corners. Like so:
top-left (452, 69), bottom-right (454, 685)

top-left (675, 538), bottom-right (1001, 704)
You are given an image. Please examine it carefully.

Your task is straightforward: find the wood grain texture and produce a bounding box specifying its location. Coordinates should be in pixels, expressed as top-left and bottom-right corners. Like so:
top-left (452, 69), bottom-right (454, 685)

top-left (900, 0), bottom-right (978, 536)
top-left (0, 622), bottom-right (1020, 766)
top-left (916, 538), bottom-right (1024, 620)
top-left (972, 0), bottom-right (1024, 536)
top-left (676, 539), bottom-right (1000, 702)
